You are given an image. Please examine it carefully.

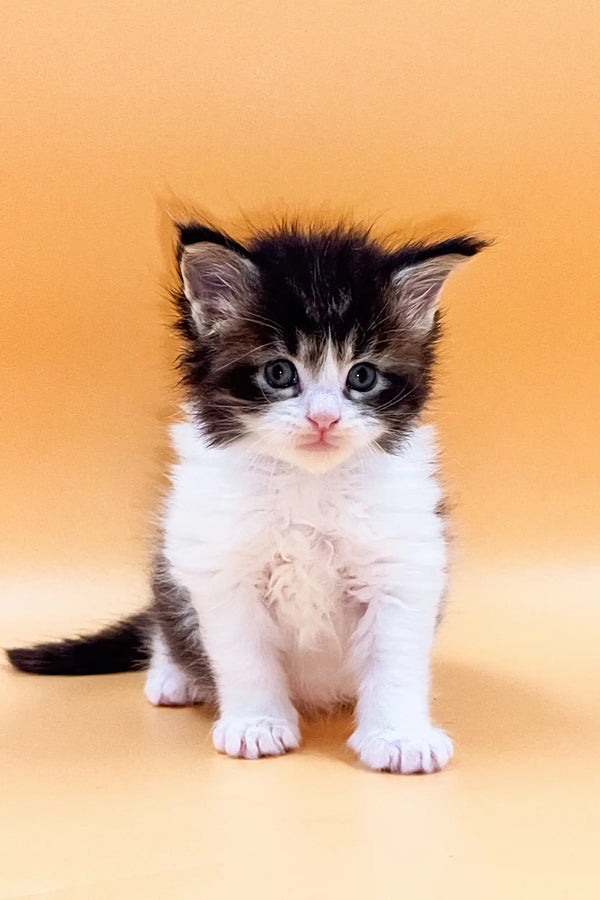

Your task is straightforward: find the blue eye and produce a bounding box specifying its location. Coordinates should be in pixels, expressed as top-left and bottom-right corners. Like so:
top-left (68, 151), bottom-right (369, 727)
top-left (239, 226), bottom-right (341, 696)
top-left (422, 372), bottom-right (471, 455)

top-left (264, 359), bottom-right (298, 389)
top-left (346, 363), bottom-right (378, 392)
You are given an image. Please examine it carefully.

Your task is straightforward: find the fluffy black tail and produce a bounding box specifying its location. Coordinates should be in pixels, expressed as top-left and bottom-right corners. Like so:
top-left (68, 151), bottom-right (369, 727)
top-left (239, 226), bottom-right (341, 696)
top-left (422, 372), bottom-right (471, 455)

top-left (6, 611), bottom-right (151, 675)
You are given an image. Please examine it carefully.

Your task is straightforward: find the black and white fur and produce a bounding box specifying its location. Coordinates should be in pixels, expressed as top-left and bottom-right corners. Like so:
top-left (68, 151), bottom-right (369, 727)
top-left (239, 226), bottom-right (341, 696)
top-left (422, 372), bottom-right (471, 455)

top-left (8, 221), bottom-right (486, 773)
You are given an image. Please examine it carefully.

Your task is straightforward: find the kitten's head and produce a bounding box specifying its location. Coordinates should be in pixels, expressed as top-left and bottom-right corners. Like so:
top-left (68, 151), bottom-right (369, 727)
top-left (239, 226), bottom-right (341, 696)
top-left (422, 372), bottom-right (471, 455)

top-left (174, 221), bottom-right (486, 473)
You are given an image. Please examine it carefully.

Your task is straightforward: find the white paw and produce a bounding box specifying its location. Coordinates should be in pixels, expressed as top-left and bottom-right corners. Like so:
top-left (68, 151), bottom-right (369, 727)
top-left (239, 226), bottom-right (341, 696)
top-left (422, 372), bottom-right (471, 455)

top-left (144, 667), bottom-right (203, 707)
top-left (212, 716), bottom-right (300, 759)
top-left (348, 724), bottom-right (453, 774)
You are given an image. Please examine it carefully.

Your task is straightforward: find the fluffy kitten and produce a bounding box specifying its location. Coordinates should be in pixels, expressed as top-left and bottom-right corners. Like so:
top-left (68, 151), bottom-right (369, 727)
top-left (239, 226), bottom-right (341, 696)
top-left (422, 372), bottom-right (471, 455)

top-left (8, 220), bottom-right (486, 774)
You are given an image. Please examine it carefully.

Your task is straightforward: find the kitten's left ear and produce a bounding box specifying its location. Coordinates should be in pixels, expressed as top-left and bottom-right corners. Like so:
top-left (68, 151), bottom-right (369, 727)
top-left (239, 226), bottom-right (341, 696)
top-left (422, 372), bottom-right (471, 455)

top-left (388, 236), bottom-right (488, 334)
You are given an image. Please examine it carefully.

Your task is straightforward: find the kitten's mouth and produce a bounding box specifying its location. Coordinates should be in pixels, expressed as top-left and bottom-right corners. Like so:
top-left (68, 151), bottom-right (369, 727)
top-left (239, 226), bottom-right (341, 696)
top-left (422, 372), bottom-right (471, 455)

top-left (296, 435), bottom-right (341, 453)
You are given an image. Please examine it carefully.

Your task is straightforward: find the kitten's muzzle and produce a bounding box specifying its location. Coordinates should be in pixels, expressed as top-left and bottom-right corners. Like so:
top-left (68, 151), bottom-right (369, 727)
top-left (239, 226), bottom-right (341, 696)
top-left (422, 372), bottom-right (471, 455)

top-left (297, 427), bottom-right (342, 453)
top-left (300, 408), bottom-right (341, 452)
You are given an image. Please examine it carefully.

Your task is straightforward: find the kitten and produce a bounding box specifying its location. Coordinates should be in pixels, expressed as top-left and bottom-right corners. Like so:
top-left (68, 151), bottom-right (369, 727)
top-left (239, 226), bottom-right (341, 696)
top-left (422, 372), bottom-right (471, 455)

top-left (7, 220), bottom-right (486, 773)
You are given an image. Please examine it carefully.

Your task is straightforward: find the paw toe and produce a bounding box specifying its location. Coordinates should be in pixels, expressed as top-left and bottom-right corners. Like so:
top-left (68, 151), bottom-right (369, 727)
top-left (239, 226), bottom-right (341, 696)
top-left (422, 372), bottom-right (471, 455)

top-left (144, 671), bottom-right (196, 707)
top-left (213, 717), bottom-right (300, 759)
top-left (349, 725), bottom-right (453, 775)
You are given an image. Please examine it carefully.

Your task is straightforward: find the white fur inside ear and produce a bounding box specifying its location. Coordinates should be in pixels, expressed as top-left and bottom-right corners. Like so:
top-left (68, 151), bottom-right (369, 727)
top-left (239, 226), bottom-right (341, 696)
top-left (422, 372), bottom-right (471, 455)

top-left (180, 243), bottom-right (259, 332)
top-left (390, 254), bottom-right (467, 333)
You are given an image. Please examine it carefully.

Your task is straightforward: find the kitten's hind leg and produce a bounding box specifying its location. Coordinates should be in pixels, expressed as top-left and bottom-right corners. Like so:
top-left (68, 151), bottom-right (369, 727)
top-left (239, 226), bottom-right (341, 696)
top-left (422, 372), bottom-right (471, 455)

top-left (147, 552), bottom-right (216, 706)
top-left (144, 634), bottom-right (210, 707)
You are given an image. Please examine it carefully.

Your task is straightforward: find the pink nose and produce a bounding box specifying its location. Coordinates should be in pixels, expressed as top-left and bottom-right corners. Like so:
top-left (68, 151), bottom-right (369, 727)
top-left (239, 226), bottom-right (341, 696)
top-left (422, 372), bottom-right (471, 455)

top-left (306, 412), bottom-right (340, 433)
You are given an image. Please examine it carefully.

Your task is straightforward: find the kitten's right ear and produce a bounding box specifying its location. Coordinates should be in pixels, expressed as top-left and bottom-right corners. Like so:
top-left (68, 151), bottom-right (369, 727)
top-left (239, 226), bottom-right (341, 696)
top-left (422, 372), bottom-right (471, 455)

top-left (176, 224), bottom-right (259, 333)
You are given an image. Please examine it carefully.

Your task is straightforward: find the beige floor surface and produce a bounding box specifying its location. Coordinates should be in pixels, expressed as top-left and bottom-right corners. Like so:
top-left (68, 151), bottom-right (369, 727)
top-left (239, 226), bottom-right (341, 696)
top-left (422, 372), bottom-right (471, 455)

top-left (2, 564), bottom-right (599, 899)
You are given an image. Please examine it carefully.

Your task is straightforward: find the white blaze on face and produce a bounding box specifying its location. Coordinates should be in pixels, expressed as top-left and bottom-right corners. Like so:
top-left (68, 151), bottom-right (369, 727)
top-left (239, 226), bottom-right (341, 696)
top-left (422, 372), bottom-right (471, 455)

top-left (243, 340), bottom-right (384, 473)
top-left (304, 387), bottom-right (341, 426)
top-left (302, 345), bottom-right (344, 428)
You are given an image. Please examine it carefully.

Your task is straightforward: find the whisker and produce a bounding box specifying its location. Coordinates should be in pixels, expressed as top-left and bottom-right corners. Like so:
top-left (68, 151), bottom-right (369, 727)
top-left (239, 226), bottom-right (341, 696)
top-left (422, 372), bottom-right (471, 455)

top-left (373, 376), bottom-right (424, 413)
top-left (230, 313), bottom-right (283, 334)
top-left (211, 342), bottom-right (276, 374)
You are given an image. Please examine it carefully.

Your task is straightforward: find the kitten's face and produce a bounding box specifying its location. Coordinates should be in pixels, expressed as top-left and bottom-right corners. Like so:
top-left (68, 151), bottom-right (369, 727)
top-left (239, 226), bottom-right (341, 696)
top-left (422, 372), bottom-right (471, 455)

top-left (237, 343), bottom-right (396, 473)
top-left (176, 223), bottom-right (484, 473)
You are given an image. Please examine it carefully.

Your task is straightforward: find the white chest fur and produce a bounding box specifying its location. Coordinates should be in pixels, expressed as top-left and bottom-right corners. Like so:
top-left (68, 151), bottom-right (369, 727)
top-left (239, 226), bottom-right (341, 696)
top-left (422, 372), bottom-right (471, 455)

top-left (163, 418), bottom-right (446, 708)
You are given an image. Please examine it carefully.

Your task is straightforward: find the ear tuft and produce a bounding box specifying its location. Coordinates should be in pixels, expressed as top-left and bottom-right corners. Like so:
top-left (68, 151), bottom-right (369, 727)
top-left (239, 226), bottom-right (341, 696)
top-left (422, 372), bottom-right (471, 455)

top-left (176, 222), bottom-right (249, 257)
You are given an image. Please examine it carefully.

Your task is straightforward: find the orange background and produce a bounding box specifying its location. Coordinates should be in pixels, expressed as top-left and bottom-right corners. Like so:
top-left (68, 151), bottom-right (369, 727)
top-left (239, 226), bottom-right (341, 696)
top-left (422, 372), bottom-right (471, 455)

top-left (1, 3), bottom-right (599, 898)
top-left (3, 0), bottom-right (599, 575)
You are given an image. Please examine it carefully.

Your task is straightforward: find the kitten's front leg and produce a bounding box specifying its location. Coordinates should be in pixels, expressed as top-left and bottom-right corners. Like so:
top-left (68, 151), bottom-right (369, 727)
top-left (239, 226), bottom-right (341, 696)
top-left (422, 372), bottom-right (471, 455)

top-left (187, 577), bottom-right (300, 759)
top-left (349, 581), bottom-right (452, 775)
